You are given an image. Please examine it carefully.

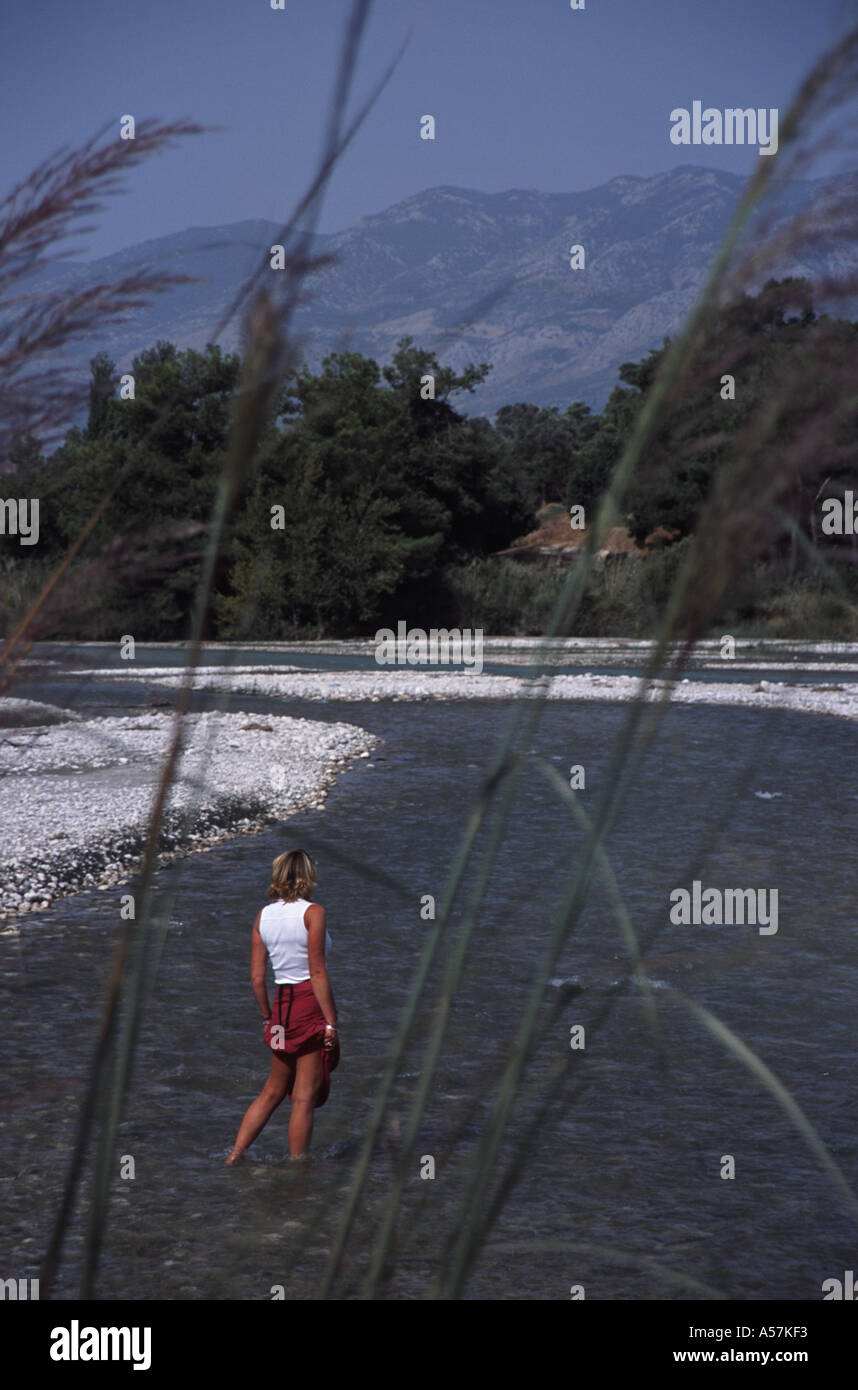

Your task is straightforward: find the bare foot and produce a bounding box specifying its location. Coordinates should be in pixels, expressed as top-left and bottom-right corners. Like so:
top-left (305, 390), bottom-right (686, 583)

top-left (225, 1146), bottom-right (247, 1166)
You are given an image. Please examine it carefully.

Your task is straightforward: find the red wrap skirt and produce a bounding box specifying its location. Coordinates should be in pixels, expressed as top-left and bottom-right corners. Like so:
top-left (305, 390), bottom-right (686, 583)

top-left (263, 980), bottom-right (340, 1108)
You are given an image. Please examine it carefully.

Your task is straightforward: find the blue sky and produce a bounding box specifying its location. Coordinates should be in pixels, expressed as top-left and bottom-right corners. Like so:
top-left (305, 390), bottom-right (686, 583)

top-left (1, 0), bottom-right (854, 260)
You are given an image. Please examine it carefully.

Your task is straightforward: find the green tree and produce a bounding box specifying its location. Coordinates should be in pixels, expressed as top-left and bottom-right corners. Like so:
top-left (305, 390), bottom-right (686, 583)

top-left (494, 400), bottom-right (597, 515)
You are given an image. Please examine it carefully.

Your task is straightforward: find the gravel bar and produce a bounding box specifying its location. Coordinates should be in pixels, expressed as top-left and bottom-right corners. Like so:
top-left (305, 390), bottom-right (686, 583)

top-left (6, 651), bottom-right (857, 920)
top-left (78, 663), bottom-right (858, 721)
top-left (0, 710), bottom-right (376, 919)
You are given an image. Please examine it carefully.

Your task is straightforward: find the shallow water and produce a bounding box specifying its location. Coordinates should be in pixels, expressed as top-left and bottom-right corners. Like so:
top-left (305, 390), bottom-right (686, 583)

top-left (1, 682), bottom-right (857, 1300)
top-left (15, 638), bottom-right (858, 685)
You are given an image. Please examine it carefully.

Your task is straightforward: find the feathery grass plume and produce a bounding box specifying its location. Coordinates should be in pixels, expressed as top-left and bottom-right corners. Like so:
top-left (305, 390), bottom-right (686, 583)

top-left (0, 119), bottom-right (209, 693)
top-left (435, 26), bottom-right (858, 1297)
top-left (1, 3), bottom-right (410, 689)
top-left (34, 0), bottom-right (412, 1299)
top-left (317, 19), bottom-right (858, 1300)
top-left (0, 117), bottom-right (207, 457)
top-left (624, 23), bottom-right (858, 654)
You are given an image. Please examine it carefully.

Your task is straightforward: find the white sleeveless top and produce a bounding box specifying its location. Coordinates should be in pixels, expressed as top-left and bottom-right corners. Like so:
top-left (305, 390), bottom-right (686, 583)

top-left (259, 897), bottom-right (330, 983)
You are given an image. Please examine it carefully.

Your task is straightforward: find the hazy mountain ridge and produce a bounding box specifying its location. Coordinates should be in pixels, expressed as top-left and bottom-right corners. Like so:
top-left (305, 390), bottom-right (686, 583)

top-left (22, 166), bottom-right (858, 418)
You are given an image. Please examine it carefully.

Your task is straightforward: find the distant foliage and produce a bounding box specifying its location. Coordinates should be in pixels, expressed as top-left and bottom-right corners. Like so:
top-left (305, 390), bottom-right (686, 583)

top-left (619, 278), bottom-right (858, 554)
top-left (2, 283), bottom-right (857, 639)
top-left (443, 558), bottom-right (566, 635)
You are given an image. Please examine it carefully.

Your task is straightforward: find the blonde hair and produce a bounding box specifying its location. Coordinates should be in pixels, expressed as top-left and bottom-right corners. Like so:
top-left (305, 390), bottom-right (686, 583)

top-left (269, 848), bottom-right (317, 902)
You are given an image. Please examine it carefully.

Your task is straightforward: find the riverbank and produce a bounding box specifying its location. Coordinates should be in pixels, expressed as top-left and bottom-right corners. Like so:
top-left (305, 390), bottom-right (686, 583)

top-left (0, 708), bottom-right (376, 919)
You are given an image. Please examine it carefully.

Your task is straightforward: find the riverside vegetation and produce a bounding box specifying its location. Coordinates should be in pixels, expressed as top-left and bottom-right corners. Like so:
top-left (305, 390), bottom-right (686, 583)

top-left (3, 276), bottom-right (858, 643)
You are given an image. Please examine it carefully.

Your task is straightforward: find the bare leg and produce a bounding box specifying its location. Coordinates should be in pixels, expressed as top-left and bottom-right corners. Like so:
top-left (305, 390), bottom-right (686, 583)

top-left (288, 1049), bottom-right (322, 1158)
top-left (225, 1054), bottom-right (294, 1163)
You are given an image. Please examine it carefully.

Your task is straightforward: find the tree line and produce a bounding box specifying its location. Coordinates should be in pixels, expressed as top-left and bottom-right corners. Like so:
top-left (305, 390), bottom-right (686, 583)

top-left (2, 277), bottom-right (857, 639)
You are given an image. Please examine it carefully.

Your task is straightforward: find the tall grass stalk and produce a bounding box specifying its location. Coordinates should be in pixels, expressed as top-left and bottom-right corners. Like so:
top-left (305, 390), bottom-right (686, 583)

top-left (357, 20), bottom-right (858, 1298)
top-left (34, 0), bottom-right (408, 1297)
top-left (407, 733), bottom-right (774, 1277)
top-left (672, 992), bottom-right (858, 1222)
top-left (380, 740), bottom-right (767, 1287)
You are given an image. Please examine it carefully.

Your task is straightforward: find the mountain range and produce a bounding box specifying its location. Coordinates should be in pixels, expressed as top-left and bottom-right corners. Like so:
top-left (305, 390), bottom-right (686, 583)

top-left (19, 164), bottom-right (858, 419)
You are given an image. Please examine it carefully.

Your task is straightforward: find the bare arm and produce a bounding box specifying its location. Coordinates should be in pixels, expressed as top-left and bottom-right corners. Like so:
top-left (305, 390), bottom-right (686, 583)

top-left (305, 904), bottom-right (337, 1037)
top-left (250, 910), bottom-right (270, 1021)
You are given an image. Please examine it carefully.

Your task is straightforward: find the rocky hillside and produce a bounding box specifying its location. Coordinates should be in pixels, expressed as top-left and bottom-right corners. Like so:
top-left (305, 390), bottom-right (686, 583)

top-left (20, 165), bottom-right (858, 418)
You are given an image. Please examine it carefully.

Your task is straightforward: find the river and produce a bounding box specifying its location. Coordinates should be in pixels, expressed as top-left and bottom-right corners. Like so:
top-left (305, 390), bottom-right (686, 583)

top-left (1, 658), bottom-right (857, 1300)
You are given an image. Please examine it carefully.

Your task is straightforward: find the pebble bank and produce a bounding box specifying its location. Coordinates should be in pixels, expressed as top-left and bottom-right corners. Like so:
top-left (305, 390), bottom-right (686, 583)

top-left (0, 709), bottom-right (376, 919)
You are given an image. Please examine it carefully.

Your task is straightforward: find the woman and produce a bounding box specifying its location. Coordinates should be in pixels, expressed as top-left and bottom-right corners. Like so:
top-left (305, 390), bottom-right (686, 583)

top-left (225, 848), bottom-right (339, 1164)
